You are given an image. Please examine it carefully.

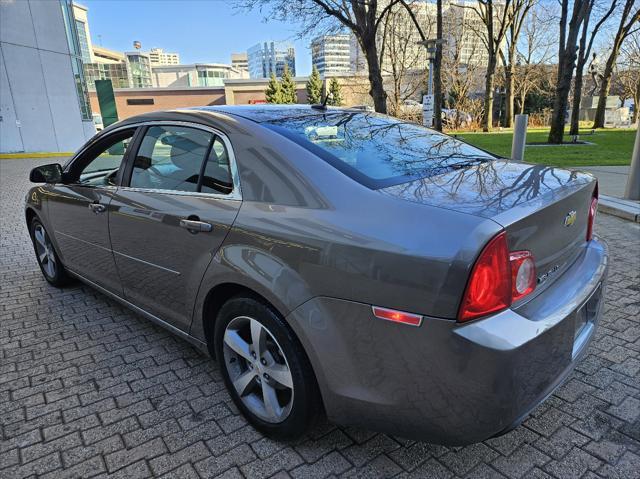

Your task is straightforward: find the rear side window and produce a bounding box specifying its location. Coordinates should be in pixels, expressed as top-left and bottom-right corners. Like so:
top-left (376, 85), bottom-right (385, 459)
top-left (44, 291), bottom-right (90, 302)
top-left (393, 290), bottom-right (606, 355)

top-left (130, 125), bottom-right (233, 194)
top-left (265, 112), bottom-right (495, 189)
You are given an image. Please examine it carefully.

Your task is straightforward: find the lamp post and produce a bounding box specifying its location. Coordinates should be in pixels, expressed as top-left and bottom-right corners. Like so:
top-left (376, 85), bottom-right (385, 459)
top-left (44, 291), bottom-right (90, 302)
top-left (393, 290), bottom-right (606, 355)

top-left (417, 39), bottom-right (445, 127)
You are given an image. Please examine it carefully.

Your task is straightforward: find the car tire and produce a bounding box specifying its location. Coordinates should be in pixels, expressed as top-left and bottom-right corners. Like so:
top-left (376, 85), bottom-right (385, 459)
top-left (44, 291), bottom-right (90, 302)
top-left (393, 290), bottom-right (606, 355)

top-left (214, 295), bottom-right (321, 440)
top-left (29, 217), bottom-right (71, 287)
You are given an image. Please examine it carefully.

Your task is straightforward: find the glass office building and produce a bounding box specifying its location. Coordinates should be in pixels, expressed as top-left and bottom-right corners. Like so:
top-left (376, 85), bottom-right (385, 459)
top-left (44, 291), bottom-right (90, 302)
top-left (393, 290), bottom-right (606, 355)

top-left (247, 41), bottom-right (296, 78)
top-left (311, 34), bottom-right (352, 76)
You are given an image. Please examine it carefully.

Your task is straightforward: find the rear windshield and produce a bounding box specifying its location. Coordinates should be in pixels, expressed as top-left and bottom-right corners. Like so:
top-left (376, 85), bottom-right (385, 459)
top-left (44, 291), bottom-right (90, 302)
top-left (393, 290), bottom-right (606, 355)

top-left (265, 111), bottom-right (496, 189)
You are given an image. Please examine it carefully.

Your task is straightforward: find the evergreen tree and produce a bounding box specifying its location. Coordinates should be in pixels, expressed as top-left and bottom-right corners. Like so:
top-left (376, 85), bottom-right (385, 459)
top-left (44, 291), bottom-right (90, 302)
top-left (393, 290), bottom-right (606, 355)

top-left (327, 77), bottom-right (343, 106)
top-left (265, 73), bottom-right (282, 103)
top-left (306, 66), bottom-right (323, 104)
top-left (280, 65), bottom-right (297, 104)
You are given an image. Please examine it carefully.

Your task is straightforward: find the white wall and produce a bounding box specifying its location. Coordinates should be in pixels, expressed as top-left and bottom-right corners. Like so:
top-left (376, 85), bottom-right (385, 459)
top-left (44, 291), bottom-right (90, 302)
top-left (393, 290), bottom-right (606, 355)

top-left (0, 0), bottom-right (94, 153)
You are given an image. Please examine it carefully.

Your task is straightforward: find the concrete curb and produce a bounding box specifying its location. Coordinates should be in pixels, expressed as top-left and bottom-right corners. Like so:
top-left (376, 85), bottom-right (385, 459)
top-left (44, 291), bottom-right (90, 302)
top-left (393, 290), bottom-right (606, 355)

top-left (599, 195), bottom-right (640, 223)
top-left (0, 152), bottom-right (72, 159)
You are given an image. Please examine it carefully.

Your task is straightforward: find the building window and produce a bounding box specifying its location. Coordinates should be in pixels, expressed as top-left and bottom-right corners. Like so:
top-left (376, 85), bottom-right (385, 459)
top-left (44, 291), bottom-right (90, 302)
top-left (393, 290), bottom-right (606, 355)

top-left (60, 0), bottom-right (92, 120)
top-left (75, 20), bottom-right (91, 63)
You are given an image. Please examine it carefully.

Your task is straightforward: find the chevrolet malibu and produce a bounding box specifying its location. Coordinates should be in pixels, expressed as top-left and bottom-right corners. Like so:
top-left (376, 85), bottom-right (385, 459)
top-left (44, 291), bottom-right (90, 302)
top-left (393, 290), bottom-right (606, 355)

top-left (25, 106), bottom-right (607, 444)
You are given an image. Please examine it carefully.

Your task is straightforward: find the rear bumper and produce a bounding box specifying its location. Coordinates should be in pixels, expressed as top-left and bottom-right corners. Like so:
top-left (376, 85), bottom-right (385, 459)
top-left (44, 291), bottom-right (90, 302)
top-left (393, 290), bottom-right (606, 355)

top-left (286, 238), bottom-right (608, 445)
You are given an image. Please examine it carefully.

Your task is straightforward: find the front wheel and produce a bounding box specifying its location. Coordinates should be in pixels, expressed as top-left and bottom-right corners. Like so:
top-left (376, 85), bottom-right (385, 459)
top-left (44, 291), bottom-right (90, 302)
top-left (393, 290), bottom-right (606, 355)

top-left (30, 217), bottom-right (71, 287)
top-left (214, 296), bottom-right (321, 440)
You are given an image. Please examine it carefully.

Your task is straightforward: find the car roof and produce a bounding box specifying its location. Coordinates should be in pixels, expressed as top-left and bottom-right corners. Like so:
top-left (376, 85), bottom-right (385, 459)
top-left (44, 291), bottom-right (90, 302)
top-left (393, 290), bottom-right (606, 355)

top-left (183, 105), bottom-right (361, 123)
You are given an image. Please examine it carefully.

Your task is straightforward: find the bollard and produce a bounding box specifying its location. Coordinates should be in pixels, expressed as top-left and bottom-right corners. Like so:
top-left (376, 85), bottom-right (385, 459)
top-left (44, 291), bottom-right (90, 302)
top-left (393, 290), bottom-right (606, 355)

top-left (625, 125), bottom-right (640, 200)
top-left (511, 114), bottom-right (528, 162)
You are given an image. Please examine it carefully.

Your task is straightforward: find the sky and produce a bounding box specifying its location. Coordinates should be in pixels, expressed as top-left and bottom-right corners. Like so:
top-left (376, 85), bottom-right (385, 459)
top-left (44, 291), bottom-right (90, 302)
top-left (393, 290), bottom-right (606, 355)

top-left (81, 0), bottom-right (314, 75)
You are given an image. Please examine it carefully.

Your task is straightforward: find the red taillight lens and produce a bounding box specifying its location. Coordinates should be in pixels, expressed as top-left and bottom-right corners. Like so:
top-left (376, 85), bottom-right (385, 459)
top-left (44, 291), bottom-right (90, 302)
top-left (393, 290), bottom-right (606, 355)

top-left (458, 232), bottom-right (537, 322)
top-left (458, 232), bottom-right (511, 322)
top-left (510, 251), bottom-right (536, 301)
top-left (586, 182), bottom-right (598, 241)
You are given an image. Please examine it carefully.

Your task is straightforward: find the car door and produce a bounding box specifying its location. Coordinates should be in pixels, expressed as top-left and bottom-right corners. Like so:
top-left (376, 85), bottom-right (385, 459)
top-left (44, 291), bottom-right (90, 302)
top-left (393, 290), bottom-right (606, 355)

top-left (47, 127), bottom-right (138, 293)
top-left (108, 122), bottom-right (241, 332)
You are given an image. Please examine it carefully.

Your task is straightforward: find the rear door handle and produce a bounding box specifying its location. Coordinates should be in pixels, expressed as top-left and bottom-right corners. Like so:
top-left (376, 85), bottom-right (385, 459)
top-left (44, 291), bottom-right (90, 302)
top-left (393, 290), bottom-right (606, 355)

top-left (179, 219), bottom-right (213, 233)
top-left (88, 203), bottom-right (106, 214)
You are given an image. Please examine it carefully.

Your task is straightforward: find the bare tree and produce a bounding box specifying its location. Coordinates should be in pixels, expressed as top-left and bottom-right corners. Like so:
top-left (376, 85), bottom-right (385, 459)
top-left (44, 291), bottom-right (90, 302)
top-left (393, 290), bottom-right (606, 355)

top-left (499, 0), bottom-right (535, 128)
top-left (457, 0), bottom-right (514, 132)
top-left (241, 0), bottom-right (401, 113)
top-left (592, 0), bottom-right (640, 128)
top-left (241, 0), bottom-right (435, 114)
top-left (380, 5), bottom-right (433, 116)
top-left (442, 18), bottom-right (486, 129)
top-left (513, 5), bottom-right (556, 114)
top-left (569, 0), bottom-right (618, 136)
top-left (548, 0), bottom-right (592, 144)
top-left (616, 30), bottom-right (640, 122)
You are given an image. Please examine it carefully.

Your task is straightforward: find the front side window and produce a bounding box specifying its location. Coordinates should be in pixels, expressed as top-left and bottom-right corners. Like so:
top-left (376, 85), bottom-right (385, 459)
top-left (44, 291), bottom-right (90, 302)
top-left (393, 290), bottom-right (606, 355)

top-left (74, 130), bottom-right (135, 187)
top-left (130, 125), bottom-right (233, 194)
top-left (265, 112), bottom-right (496, 189)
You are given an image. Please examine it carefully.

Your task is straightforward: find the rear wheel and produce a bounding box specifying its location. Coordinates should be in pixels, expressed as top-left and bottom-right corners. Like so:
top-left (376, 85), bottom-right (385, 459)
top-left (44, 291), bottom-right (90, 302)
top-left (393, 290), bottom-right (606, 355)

top-left (30, 217), bottom-right (71, 287)
top-left (214, 296), bottom-right (320, 440)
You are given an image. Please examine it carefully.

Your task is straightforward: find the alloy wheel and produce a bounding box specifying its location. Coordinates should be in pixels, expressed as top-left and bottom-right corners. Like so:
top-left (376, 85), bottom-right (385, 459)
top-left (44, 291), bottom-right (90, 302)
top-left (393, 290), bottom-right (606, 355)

top-left (222, 315), bottom-right (294, 423)
top-left (34, 224), bottom-right (56, 278)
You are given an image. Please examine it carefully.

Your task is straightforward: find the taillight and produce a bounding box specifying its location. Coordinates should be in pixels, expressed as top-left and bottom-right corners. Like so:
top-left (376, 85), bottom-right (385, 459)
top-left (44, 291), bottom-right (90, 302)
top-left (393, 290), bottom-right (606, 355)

top-left (458, 232), bottom-right (511, 322)
top-left (458, 231), bottom-right (537, 322)
top-left (510, 251), bottom-right (536, 301)
top-left (586, 182), bottom-right (598, 241)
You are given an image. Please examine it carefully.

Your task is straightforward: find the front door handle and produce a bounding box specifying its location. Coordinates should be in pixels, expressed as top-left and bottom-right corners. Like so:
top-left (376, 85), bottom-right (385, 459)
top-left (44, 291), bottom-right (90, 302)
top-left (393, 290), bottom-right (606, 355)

top-left (88, 203), bottom-right (106, 214)
top-left (179, 219), bottom-right (213, 233)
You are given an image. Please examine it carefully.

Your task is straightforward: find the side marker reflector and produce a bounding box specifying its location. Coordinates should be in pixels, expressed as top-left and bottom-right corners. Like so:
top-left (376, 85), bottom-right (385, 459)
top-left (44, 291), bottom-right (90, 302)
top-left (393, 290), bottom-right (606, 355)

top-left (372, 306), bottom-right (422, 327)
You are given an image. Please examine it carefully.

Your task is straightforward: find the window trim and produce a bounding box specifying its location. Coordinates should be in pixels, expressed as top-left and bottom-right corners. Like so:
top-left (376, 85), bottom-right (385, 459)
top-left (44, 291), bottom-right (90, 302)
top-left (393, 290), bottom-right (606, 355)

top-left (63, 127), bottom-right (139, 188)
top-left (118, 120), bottom-right (241, 201)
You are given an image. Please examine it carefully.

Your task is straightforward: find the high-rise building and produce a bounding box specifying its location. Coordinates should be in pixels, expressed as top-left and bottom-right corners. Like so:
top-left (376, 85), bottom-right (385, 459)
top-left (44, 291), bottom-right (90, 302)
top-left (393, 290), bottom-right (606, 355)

top-left (231, 53), bottom-right (248, 73)
top-left (148, 47), bottom-right (180, 66)
top-left (311, 34), bottom-right (352, 77)
top-left (1, 0), bottom-right (95, 152)
top-left (247, 41), bottom-right (296, 78)
top-left (444, 0), bottom-right (494, 67)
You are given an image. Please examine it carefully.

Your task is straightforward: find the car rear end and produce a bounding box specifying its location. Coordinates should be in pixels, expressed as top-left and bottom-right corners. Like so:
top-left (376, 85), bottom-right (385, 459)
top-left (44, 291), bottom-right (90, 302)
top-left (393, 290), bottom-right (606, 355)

top-left (262, 110), bottom-right (608, 444)
top-left (291, 177), bottom-right (608, 445)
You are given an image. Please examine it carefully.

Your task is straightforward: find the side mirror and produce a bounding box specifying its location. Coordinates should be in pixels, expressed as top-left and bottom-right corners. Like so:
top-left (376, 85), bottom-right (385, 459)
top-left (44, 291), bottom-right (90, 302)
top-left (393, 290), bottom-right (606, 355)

top-left (29, 163), bottom-right (63, 184)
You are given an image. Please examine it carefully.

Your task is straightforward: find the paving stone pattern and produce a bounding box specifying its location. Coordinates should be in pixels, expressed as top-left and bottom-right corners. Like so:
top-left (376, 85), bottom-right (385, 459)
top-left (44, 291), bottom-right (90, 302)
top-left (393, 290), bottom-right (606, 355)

top-left (1, 158), bottom-right (639, 478)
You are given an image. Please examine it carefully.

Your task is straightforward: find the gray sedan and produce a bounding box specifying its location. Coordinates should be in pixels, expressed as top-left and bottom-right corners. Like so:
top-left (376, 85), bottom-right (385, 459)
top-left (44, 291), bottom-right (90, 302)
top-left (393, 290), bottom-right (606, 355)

top-left (25, 105), bottom-right (608, 445)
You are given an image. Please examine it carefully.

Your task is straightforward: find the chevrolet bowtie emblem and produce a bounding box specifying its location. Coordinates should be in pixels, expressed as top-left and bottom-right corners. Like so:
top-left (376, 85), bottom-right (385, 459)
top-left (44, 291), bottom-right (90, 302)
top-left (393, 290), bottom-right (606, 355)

top-left (564, 210), bottom-right (577, 227)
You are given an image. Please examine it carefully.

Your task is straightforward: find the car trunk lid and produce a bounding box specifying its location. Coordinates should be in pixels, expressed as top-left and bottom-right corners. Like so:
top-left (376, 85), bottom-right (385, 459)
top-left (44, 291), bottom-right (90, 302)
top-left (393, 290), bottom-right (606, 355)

top-left (380, 160), bottom-right (597, 294)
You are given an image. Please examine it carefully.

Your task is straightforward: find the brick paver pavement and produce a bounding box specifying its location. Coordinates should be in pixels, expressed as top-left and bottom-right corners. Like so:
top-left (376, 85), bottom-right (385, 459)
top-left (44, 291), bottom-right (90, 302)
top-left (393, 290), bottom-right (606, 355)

top-left (1, 158), bottom-right (639, 479)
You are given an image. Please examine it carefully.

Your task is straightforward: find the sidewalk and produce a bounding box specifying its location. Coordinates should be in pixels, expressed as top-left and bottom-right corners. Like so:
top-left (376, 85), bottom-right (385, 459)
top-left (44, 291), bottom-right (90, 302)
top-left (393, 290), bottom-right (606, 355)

top-left (575, 165), bottom-right (640, 223)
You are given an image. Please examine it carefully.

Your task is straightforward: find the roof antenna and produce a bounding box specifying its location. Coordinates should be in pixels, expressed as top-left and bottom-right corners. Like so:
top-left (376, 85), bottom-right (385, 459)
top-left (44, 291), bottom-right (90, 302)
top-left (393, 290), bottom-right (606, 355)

top-left (312, 92), bottom-right (333, 110)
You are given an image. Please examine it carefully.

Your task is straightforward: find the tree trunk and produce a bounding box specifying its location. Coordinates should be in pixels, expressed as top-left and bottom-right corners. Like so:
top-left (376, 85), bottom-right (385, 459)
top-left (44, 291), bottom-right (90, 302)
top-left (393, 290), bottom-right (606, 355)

top-left (548, 0), bottom-right (589, 144)
top-left (433, 0), bottom-right (443, 131)
top-left (483, 56), bottom-right (497, 132)
top-left (569, 64), bottom-right (585, 136)
top-left (634, 80), bottom-right (640, 124)
top-left (592, 53), bottom-right (616, 128)
top-left (363, 36), bottom-right (387, 114)
top-left (504, 65), bottom-right (514, 128)
top-left (549, 49), bottom-right (577, 143)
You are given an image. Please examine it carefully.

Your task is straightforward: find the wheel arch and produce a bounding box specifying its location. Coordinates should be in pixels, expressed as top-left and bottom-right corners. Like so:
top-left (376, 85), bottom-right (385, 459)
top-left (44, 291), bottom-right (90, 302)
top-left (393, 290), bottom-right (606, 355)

top-left (199, 281), bottom-right (326, 416)
top-left (25, 206), bottom-right (37, 230)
